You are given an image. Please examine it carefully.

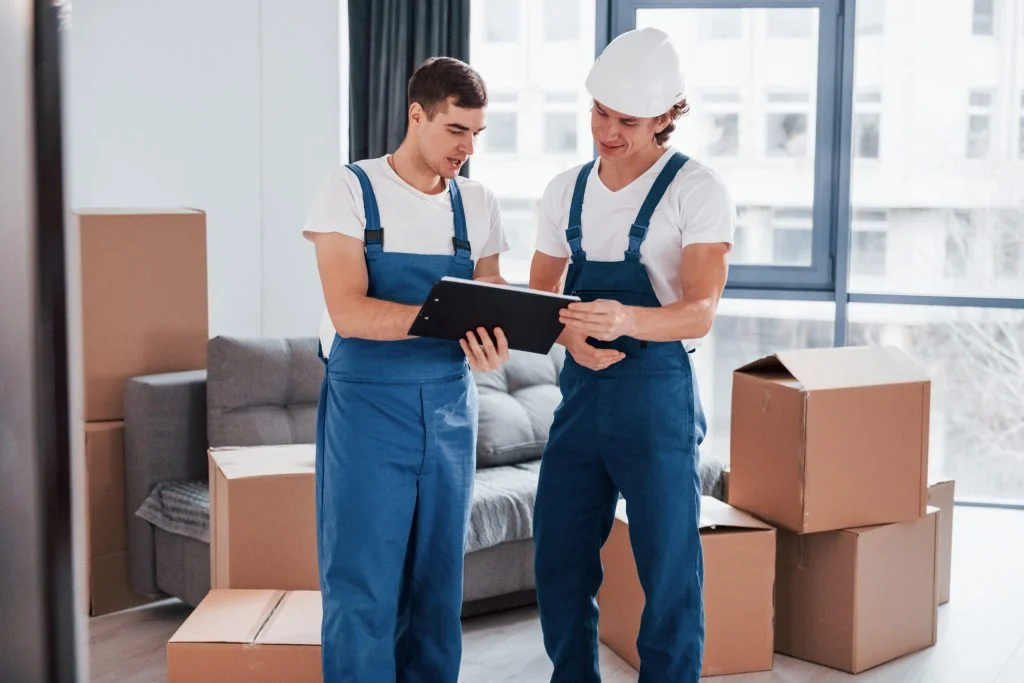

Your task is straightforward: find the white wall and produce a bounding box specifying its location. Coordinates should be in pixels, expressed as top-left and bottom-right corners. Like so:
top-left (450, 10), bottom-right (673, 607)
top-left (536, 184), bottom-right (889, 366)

top-left (64, 0), bottom-right (344, 338)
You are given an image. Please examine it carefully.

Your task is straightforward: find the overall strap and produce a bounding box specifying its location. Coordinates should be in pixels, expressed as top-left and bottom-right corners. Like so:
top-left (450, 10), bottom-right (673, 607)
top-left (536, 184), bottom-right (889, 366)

top-left (625, 151), bottom-right (689, 262)
top-left (345, 163), bottom-right (383, 253)
top-left (566, 160), bottom-right (596, 263)
top-left (447, 178), bottom-right (472, 259)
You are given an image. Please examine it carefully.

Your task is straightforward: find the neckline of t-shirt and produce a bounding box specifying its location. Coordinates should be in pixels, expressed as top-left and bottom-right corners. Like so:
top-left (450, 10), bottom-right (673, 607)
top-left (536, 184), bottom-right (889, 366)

top-left (379, 155), bottom-right (453, 203)
top-left (591, 147), bottom-right (678, 196)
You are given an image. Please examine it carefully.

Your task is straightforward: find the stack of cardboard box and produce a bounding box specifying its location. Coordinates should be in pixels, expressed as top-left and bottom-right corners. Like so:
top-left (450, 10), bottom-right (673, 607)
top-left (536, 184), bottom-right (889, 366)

top-left (599, 346), bottom-right (956, 676)
top-left (75, 209), bottom-right (208, 616)
top-left (167, 444), bottom-right (322, 682)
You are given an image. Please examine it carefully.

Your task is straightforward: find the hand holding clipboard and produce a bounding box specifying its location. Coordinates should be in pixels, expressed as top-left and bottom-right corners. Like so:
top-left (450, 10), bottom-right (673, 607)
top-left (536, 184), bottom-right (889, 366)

top-left (408, 277), bottom-right (579, 355)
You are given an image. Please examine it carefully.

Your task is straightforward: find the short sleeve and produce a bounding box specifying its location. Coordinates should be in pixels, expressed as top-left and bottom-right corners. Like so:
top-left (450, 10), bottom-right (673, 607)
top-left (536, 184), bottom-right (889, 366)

top-left (534, 176), bottom-right (572, 258)
top-left (301, 166), bottom-right (364, 242)
top-left (679, 168), bottom-right (736, 249)
top-left (478, 186), bottom-right (511, 258)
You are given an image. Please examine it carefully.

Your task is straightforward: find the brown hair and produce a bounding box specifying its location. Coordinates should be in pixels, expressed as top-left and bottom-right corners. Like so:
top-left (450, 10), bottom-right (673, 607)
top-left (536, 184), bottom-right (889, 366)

top-left (407, 57), bottom-right (488, 119)
top-left (655, 99), bottom-right (690, 146)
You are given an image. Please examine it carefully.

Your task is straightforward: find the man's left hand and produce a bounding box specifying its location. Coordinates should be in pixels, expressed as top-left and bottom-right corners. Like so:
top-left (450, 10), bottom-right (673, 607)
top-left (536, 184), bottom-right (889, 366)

top-left (461, 327), bottom-right (510, 372)
top-left (559, 299), bottom-right (637, 342)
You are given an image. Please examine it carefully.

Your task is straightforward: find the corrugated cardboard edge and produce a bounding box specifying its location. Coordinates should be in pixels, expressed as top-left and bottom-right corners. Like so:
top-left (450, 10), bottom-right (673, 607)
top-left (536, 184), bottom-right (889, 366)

top-left (209, 454), bottom-right (228, 589)
top-left (929, 508), bottom-right (940, 644)
top-left (918, 384), bottom-right (931, 516)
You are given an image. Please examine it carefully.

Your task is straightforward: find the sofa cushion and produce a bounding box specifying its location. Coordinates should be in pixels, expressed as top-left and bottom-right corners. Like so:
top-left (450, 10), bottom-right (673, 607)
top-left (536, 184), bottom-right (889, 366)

top-left (474, 347), bottom-right (564, 468)
top-left (467, 461), bottom-right (541, 553)
top-left (206, 336), bottom-right (323, 448)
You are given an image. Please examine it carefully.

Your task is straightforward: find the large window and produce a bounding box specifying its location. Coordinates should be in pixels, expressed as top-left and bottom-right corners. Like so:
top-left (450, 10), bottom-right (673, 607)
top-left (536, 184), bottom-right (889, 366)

top-left (468, 0), bottom-right (1024, 504)
top-left (469, 0), bottom-right (597, 278)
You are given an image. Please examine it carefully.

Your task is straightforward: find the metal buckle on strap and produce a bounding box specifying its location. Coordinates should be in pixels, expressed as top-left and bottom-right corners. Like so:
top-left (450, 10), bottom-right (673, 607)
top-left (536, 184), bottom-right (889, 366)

top-left (365, 228), bottom-right (384, 245)
top-left (566, 226), bottom-right (582, 241)
top-left (452, 237), bottom-right (471, 252)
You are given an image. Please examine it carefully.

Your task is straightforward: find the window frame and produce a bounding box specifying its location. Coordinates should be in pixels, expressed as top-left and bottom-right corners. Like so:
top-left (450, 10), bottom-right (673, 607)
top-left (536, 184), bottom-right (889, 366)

top-left (611, 0), bottom-right (843, 292)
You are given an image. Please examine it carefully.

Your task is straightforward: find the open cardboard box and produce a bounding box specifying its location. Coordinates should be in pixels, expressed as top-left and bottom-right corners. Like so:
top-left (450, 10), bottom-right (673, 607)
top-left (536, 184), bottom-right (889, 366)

top-left (598, 497), bottom-right (776, 677)
top-left (729, 345), bottom-right (930, 534)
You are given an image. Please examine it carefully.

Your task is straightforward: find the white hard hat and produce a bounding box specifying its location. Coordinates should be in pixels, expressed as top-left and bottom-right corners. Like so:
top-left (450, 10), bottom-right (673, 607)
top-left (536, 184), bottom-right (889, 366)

top-left (585, 27), bottom-right (685, 118)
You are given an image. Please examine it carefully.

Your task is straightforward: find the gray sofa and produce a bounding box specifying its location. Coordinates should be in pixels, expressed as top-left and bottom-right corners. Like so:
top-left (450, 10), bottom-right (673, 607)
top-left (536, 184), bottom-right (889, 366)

top-left (124, 336), bottom-right (725, 614)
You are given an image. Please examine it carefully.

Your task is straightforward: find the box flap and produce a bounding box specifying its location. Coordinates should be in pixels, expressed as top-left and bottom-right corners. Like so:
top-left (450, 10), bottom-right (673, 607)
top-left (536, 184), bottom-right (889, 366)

top-left (615, 497), bottom-right (770, 533)
top-left (210, 444), bottom-right (315, 480)
top-left (771, 346), bottom-right (929, 391)
top-left (256, 591), bottom-right (322, 646)
top-left (168, 589), bottom-right (283, 644)
top-left (699, 497), bottom-right (774, 532)
top-left (734, 354), bottom-right (788, 375)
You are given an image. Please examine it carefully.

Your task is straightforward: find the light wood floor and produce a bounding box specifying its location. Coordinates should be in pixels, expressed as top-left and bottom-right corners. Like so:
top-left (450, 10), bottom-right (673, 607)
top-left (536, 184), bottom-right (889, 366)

top-left (90, 506), bottom-right (1024, 682)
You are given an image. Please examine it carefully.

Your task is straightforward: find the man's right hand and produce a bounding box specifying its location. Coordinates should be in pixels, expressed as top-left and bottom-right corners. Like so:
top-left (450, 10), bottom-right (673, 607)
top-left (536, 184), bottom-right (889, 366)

top-left (560, 329), bottom-right (625, 372)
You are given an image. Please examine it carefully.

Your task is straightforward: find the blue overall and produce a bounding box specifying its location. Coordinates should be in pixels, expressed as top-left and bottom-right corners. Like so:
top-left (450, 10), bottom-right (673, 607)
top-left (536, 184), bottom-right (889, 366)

top-left (314, 164), bottom-right (478, 683)
top-left (533, 152), bottom-right (707, 683)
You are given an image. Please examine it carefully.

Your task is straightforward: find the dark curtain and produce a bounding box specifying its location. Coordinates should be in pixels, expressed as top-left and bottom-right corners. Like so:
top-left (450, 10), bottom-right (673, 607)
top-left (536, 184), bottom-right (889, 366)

top-left (348, 0), bottom-right (471, 168)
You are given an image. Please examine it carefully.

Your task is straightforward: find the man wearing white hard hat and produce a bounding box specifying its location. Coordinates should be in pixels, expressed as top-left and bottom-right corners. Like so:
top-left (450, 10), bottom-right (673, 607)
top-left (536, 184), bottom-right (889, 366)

top-left (529, 27), bottom-right (734, 683)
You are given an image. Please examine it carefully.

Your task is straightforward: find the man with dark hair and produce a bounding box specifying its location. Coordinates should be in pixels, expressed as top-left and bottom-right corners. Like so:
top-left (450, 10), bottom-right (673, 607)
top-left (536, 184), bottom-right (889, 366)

top-left (303, 56), bottom-right (509, 682)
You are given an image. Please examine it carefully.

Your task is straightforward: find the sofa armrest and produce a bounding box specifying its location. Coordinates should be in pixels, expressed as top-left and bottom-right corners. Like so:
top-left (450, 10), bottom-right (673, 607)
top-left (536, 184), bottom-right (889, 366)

top-left (123, 370), bottom-right (208, 597)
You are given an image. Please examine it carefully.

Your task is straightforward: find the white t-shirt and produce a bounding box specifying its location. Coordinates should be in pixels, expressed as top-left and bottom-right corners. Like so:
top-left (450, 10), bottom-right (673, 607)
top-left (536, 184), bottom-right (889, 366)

top-left (536, 148), bottom-right (735, 306)
top-left (303, 156), bottom-right (509, 356)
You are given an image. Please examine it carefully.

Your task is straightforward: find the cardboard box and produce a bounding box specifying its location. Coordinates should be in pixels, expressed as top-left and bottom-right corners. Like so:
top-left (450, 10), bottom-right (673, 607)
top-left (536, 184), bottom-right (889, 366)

top-left (167, 589), bottom-right (321, 682)
top-left (85, 421), bottom-right (128, 559)
top-left (774, 508), bottom-right (939, 674)
top-left (85, 421), bottom-right (156, 616)
top-left (598, 497), bottom-right (776, 677)
top-left (928, 479), bottom-right (955, 604)
top-left (77, 209), bottom-right (208, 421)
top-left (210, 445), bottom-right (318, 591)
top-left (730, 345), bottom-right (930, 533)
top-left (90, 551), bottom-right (153, 616)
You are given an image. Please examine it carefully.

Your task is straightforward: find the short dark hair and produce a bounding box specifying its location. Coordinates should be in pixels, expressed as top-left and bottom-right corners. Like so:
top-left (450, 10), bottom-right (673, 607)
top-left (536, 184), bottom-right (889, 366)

top-left (407, 57), bottom-right (488, 119)
top-left (655, 99), bottom-right (690, 146)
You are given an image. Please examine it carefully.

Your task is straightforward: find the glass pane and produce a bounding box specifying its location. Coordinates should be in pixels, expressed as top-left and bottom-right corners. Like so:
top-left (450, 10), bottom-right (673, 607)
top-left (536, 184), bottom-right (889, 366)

top-left (544, 0), bottom-right (579, 41)
top-left (849, 1), bottom-right (1024, 298)
top-left (849, 304), bottom-right (1024, 502)
top-left (972, 0), bottom-right (994, 36)
top-left (766, 112), bottom-right (808, 157)
top-left (966, 115), bottom-right (990, 158)
top-left (469, 0), bottom-right (597, 281)
top-left (637, 7), bottom-right (821, 267)
top-left (856, 0), bottom-right (884, 35)
top-left (853, 112), bottom-right (880, 158)
top-left (484, 112), bottom-right (517, 153)
top-left (692, 299), bottom-right (836, 464)
top-left (767, 9), bottom-right (813, 38)
top-left (544, 112), bottom-right (578, 154)
top-left (485, 0), bottom-right (519, 42)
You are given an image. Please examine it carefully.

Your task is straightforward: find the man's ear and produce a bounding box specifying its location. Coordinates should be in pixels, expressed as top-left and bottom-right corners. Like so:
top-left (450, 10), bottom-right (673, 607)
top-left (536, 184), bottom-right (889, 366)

top-left (654, 112), bottom-right (671, 135)
top-left (409, 101), bottom-right (424, 126)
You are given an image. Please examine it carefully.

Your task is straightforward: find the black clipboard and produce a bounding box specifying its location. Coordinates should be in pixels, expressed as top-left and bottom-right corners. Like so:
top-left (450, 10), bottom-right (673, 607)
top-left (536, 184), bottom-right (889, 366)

top-left (408, 276), bottom-right (579, 354)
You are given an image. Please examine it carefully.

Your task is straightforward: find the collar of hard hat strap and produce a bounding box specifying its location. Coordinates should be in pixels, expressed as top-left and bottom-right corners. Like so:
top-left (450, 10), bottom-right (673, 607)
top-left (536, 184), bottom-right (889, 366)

top-left (624, 151), bottom-right (689, 261)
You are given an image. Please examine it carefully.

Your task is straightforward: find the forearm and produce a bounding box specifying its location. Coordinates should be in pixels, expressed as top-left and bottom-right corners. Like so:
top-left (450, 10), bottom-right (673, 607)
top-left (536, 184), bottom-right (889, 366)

top-left (629, 297), bottom-right (718, 342)
top-left (330, 296), bottom-right (419, 341)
